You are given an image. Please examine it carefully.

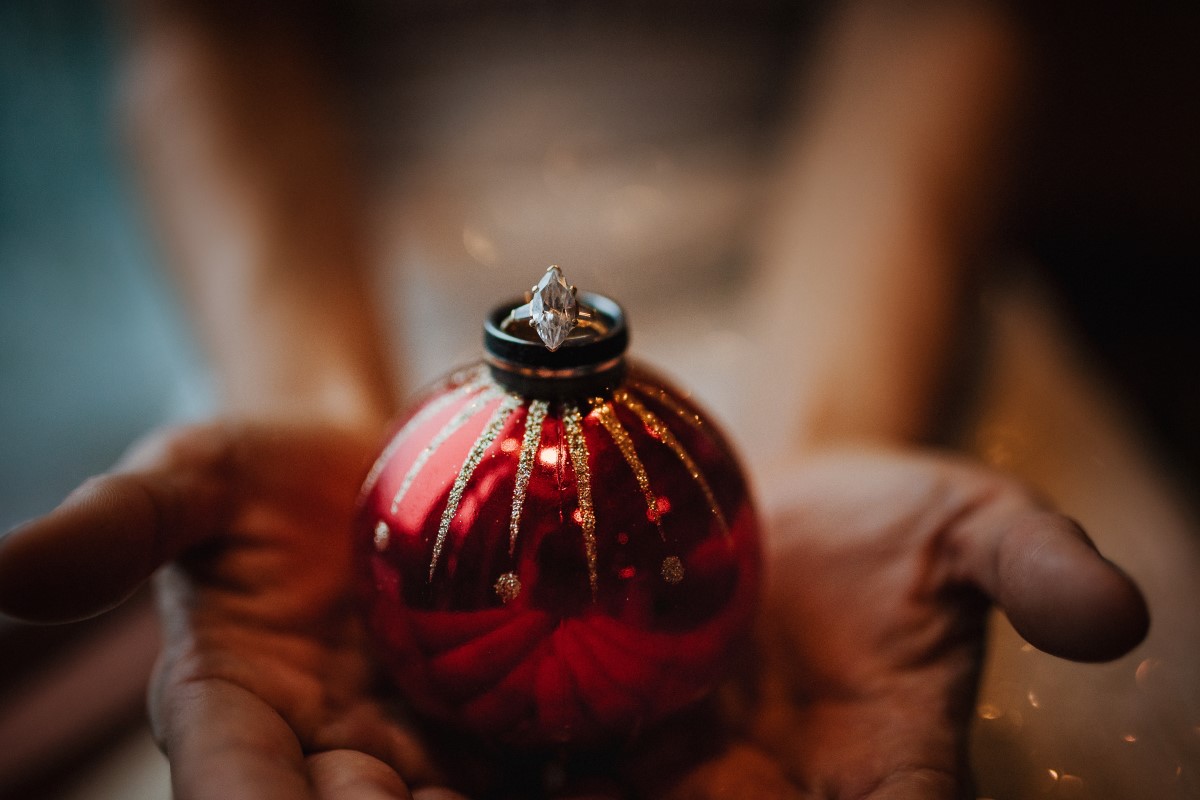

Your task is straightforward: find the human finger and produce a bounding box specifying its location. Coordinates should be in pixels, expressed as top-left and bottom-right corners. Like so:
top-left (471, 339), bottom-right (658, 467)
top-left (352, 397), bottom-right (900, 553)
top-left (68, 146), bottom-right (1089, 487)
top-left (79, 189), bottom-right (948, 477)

top-left (860, 766), bottom-right (957, 800)
top-left (412, 789), bottom-right (471, 800)
top-left (159, 677), bottom-right (315, 800)
top-left (636, 742), bottom-right (803, 800)
top-left (0, 421), bottom-right (374, 623)
top-left (953, 505), bottom-right (1149, 662)
top-left (0, 427), bottom-right (234, 622)
top-left (307, 750), bottom-right (413, 799)
top-left (300, 703), bottom-right (443, 789)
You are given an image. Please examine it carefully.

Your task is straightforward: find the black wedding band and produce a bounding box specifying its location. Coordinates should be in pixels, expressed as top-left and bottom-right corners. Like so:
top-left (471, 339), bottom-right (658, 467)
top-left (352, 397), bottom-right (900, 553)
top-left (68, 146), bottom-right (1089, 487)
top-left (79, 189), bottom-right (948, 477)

top-left (484, 292), bottom-right (629, 398)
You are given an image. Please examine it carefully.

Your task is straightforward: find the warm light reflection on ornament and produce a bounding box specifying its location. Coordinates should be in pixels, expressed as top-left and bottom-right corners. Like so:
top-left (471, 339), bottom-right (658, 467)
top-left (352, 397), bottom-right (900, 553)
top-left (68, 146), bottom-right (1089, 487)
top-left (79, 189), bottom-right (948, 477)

top-left (1027, 690), bottom-right (1041, 709)
top-left (373, 521), bottom-right (390, 552)
top-left (538, 445), bottom-right (558, 467)
top-left (501, 437), bottom-right (519, 453)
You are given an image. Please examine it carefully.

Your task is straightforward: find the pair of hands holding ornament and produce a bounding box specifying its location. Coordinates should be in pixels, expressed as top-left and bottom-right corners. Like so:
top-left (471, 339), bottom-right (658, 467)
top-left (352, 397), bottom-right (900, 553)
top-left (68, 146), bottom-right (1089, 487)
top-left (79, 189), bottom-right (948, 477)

top-left (0, 418), bottom-right (1148, 799)
top-left (0, 1), bottom-right (1151, 796)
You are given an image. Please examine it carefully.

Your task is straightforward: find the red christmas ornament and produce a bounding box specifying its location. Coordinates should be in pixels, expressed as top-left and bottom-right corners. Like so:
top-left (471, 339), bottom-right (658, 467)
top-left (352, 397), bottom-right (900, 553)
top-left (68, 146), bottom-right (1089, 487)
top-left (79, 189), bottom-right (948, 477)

top-left (354, 267), bottom-right (760, 748)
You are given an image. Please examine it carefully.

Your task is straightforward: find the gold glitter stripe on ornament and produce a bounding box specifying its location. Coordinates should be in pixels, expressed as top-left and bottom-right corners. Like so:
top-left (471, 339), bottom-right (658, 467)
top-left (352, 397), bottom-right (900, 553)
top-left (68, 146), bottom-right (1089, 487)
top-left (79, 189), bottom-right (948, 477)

top-left (562, 404), bottom-right (599, 597)
top-left (591, 399), bottom-right (667, 544)
top-left (430, 393), bottom-right (523, 580)
top-left (390, 384), bottom-right (501, 514)
top-left (509, 399), bottom-right (549, 555)
top-left (363, 371), bottom-right (488, 497)
top-left (627, 379), bottom-right (708, 435)
top-left (614, 389), bottom-right (728, 536)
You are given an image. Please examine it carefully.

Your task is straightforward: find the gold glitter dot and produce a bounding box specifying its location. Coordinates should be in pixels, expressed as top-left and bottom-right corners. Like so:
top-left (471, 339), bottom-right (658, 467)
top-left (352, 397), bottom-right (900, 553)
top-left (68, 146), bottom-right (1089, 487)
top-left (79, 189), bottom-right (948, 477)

top-left (662, 556), bottom-right (684, 584)
top-left (494, 571), bottom-right (522, 603)
top-left (373, 521), bottom-right (390, 552)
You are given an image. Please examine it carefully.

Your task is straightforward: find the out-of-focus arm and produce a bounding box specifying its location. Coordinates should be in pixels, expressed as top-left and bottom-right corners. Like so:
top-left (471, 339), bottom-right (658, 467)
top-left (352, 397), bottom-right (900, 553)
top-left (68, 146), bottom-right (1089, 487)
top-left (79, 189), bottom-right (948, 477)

top-left (746, 1), bottom-right (1022, 452)
top-left (121, 2), bottom-right (399, 429)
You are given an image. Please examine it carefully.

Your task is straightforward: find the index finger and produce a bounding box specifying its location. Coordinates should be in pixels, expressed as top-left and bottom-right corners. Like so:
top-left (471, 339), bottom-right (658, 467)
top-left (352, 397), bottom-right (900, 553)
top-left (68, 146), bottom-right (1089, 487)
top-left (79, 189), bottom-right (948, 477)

top-left (0, 425), bottom-right (236, 623)
top-left (161, 677), bottom-right (316, 800)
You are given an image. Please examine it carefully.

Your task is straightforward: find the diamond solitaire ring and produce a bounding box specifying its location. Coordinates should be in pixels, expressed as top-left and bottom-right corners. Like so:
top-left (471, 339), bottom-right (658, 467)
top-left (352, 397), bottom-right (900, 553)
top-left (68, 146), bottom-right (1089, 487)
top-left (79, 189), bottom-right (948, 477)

top-left (502, 265), bottom-right (605, 351)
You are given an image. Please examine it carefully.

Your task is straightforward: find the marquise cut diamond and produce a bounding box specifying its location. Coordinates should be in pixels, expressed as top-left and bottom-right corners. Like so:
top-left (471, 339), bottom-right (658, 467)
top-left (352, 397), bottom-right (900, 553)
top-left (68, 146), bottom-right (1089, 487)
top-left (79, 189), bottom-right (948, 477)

top-left (530, 265), bottom-right (577, 350)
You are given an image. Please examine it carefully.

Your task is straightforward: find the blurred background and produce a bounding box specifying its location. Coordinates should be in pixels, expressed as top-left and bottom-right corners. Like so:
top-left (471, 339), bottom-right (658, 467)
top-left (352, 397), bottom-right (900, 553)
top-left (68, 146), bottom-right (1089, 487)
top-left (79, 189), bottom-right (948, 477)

top-left (1, 0), bottom-right (1198, 797)
top-left (0, 3), bottom-right (208, 797)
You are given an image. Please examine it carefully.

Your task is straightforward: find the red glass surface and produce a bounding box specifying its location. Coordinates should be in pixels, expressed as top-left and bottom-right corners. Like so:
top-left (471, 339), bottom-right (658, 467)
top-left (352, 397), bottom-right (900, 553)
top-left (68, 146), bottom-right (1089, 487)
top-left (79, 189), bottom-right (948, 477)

top-left (354, 363), bottom-right (760, 747)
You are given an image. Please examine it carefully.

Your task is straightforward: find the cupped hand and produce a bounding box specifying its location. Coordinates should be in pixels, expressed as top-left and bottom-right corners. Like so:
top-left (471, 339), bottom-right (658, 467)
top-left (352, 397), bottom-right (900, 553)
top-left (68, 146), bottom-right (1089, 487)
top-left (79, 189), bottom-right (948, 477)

top-left (0, 421), bottom-right (465, 800)
top-left (0, 431), bottom-right (1149, 800)
top-left (622, 449), bottom-right (1149, 800)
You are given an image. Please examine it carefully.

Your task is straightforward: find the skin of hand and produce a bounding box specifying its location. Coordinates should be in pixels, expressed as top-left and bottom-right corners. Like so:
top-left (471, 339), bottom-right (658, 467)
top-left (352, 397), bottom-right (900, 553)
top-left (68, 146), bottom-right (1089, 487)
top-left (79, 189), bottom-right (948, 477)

top-left (618, 450), bottom-right (1149, 800)
top-left (0, 427), bottom-right (1148, 800)
top-left (61, 2), bottom-right (1141, 798)
top-left (0, 422), bottom-right (456, 800)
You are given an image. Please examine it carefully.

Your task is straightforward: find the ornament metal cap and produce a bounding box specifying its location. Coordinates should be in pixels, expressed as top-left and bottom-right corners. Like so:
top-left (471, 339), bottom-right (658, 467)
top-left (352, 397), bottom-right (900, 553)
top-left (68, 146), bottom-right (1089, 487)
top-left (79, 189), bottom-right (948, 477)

top-left (485, 266), bottom-right (628, 398)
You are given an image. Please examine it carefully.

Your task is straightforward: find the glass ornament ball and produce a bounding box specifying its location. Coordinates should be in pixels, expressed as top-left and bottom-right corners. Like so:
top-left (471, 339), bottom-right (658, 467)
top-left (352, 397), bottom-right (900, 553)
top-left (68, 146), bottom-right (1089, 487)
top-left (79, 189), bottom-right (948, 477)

top-left (353, 289), bottom-right (761, 748)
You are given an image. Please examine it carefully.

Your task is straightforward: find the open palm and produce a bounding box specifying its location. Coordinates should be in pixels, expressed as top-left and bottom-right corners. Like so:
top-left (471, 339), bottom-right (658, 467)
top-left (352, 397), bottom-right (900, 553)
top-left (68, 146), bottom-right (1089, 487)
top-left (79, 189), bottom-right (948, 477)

top-left (0, 422), bottom-right (456, 799)
top-left (0, 431), bottom-right (1146, 800)
top-left (624, 451), bottom-right (1148, 800)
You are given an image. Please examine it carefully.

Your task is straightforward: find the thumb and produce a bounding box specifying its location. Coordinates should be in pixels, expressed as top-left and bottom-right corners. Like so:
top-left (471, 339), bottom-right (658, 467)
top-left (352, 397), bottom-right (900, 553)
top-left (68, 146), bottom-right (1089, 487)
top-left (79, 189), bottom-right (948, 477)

top-left (987, 512), bottom-right (1149, 662)
top-left (0, 426), bottom-right (235, 623)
